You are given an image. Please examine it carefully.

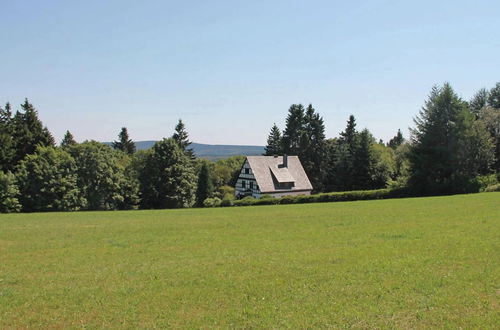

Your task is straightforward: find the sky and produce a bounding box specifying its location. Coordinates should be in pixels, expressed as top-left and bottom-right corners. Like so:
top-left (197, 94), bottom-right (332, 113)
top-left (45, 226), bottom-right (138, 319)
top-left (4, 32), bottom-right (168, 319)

top-left (1, 0), bottom-right (499, 145)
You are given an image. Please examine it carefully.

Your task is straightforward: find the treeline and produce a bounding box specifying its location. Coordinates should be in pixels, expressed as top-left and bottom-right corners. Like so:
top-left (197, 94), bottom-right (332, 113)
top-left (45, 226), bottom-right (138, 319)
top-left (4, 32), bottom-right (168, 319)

top-left (265, 82), bottom-right (500, 195)
top-left (1, 82), bottom-right (499, 212)
top-left (0, 103), bottom-right (242, 212)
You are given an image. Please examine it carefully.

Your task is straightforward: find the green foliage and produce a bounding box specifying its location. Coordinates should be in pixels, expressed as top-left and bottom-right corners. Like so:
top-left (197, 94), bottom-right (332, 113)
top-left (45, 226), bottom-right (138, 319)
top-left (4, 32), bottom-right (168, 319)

top-left (112, 127), bottom-right (136, 154)
top-left (0, 171), bottom-right (21, 213)
top-left (139, 138), bottom-right (196, 209)
top-left (211, 156), bottom-right (245, 190)
top-left (60, 130), bottom-right (77, 148)
top-left (69, 141), bottom-right (138, 210)
top-left (409, 83), bottom-right (495, 195)
top-left (172, 119), bottom-right (195, 159)
top-left (484, 183), bottom-right (500, 192)
top-left (487, 82), bottom-right (500, 109)
top-left (0, 103), bottom-right (15, 172)
top-left (282, 104), bottom-right (305, 155)
top-left (264, 123), bottom-right (283, 155)
top-left (387, 129), bottom-right (405, 150)
top-left (478, 106), bottom-right (500, 171)
top-left (11, 99), bottom-right (55, 168)
top-left (16, 146), bottom-right (84, 212)
top-left (196, 161), bottom-right (213, 206)
top-left (202, 197), bottom-right (221, 207)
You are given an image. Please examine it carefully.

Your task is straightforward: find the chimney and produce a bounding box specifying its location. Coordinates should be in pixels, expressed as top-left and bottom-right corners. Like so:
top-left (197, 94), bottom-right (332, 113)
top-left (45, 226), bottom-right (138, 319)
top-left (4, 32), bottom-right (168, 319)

top-left (282, 154), bottom-right (288, 168)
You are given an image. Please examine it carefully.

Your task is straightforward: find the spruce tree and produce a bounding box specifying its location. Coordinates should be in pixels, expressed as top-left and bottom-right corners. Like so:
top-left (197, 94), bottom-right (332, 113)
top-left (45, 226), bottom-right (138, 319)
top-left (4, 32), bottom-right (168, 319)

top-left (469, 88), bottom-right (489, 116)
top-left (172, 119), bottom-right (195, 159)
top-left (282, 104), bottom-right (305, 155)
top-left (264, 124), bottom-right (283, 155)
top-left (409, 83), bottom-right (494, 194)
top-left (61, 130), bottom-right (77, 148)
top-left (0, 103), bottom-right (15, 172)
top-left (353, 129), bottom-right (374, 189)
top-left (11, 99), bottom-right (55, 167)
top-left (112, 127), bottom-right (136, 154)
top-left (196, 161), bottom-right (213, 206)
top-left (488, 82), bottom-right (500, 109)
top-left (301, 104), bottom-right (326, 191)
top-left (387, 129), bottom-right (404, 150)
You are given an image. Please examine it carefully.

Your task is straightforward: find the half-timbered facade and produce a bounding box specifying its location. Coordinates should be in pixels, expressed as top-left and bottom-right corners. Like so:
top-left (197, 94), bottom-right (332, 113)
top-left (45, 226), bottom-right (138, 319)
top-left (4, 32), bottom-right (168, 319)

top-left (234, 155), bottom-right (313, 199)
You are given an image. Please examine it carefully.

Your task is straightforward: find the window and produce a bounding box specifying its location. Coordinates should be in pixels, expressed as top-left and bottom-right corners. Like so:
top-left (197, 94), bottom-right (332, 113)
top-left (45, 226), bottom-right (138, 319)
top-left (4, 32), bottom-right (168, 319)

top-left (249, 181), bottom-right (254, 189)
top-left (244, 168), bottom-right (250, 174)
top-left (241, 180), bottom-right (246, 188)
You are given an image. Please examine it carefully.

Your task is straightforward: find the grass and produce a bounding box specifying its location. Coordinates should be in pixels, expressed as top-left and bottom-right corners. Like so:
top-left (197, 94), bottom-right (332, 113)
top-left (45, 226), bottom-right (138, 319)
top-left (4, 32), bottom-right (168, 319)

top-left (0, 193), bottom-right (499, 328)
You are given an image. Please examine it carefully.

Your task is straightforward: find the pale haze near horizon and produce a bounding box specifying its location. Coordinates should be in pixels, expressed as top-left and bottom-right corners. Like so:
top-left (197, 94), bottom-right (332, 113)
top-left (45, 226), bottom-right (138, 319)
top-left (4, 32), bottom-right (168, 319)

top-left (1, 0), bottom-right (499, 146)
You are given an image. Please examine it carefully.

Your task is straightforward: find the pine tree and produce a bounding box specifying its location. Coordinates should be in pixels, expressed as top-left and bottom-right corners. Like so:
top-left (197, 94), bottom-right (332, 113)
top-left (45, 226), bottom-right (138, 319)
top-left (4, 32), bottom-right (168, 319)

top-left (264, 124), bottom-right (283, 155)
top-left (172, 119), bottom-right (195, 159)
top-left (353, 129), bottom-right (374, 189)
top-left (469, 88), bottom-right (489, 116)
top-left (387, 129), bottom-right (404, 150)
top-left (488, 82), bottom-right (500, 109)
top-left (409, 83), bottom-right (494, 194)
top-left (0, 103), bottom-right (15, 171)
top-left (282, 104), bottom-right (305, 155)
top-left (112, 127), bottom-right (136, 154)
top-left (196, 161), bottom-right (213, 206)
top-left (339, 115), bottom-right (358, 153)
top-left (60, 130), bottom-right (77, 148)
top-left (11, 99), bottom-right (55, 167)
top-left (301, 104), bottom-right (326, 191)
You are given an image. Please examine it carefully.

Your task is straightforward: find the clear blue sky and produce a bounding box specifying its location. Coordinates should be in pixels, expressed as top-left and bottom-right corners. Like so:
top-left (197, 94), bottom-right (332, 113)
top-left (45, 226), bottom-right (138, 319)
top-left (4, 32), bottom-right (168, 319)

top-left (1, 0), bottom-right (499, 145)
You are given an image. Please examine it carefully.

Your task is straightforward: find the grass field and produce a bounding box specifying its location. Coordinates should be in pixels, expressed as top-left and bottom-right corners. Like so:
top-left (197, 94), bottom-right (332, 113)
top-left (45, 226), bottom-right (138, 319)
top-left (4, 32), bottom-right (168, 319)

top-left (1, 193), bottom-right (499, 328)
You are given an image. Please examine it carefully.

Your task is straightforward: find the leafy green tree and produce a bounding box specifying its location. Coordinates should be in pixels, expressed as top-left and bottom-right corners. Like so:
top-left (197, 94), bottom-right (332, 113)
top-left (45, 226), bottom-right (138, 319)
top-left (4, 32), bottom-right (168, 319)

top-left (488, 82), bottom-right (500, 109)
top-left (282, 104), bottom-right (305, 155)
top-left (387, 129), bottom-right (405, 150)
top-left (196, 161), bottom-right (213, 206)
top-left (112, 127), bottom-right (136, 154)
top-left (264, 123), bottom-right (283, 155)
top-left (0, 171), bottom-right (21, 213)
top-left (172, 119), bottom-right (195, 159)
top-left (371, 142), bottom-right (396, 188)
top-left (139, 138), bottom-right (196, 209)
top-left (11, 99), bottom-right (55, 167)
top-left (16, 146), bottom-right (84, 212)
top-left (60, 130), bottom-right (77, 148)
top-left (69, 141), bottom-right (138, 210)
top-left (0, 103), bottom-right (15, 172)
top-left (409, 83), bottom-right (494, 194)
top-left (478, 106), bottom-right (500, 171)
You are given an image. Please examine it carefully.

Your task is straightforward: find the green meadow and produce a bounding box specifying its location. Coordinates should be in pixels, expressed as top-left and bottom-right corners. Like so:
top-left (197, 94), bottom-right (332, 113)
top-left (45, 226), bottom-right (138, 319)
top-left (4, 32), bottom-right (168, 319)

top-left (1, 193), bottom-right (499, 328)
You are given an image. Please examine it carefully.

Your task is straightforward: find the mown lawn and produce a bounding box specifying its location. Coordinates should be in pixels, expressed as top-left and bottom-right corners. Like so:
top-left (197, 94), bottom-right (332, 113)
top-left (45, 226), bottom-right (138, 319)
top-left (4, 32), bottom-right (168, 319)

top-left (0, 193), bottom-right (499, 328)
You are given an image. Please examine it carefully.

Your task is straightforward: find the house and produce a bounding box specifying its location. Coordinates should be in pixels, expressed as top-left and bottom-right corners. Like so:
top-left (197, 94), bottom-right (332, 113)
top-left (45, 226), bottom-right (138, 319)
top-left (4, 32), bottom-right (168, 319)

top-left (234, 155), bottom-right (313, 199)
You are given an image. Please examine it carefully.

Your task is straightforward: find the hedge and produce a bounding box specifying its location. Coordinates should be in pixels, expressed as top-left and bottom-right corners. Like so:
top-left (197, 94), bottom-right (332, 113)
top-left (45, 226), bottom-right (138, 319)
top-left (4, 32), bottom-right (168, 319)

top-left (223, 187), bottom-right (410, 208)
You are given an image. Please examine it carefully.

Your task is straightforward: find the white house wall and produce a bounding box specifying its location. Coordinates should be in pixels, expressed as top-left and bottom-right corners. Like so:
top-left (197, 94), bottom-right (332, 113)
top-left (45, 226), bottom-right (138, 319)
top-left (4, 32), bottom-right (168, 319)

top-left (234, 160), bottom-right (262, 198)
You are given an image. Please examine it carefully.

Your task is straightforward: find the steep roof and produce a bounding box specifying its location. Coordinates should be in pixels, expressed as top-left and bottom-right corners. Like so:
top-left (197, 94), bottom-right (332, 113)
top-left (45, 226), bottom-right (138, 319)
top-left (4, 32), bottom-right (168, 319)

top-left (246, 156), bottom-right (313, 193)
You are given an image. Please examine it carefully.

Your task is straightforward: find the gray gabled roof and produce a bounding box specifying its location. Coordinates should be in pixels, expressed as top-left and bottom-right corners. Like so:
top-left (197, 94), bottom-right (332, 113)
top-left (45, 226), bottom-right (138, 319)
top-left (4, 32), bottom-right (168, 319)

top-left (246, 156), bottom-right (313, 193)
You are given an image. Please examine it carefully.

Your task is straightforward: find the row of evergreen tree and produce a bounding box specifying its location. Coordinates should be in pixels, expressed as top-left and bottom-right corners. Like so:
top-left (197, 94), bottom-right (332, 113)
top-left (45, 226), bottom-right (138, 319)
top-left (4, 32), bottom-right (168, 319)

top-left (0, 103), bottom-right (241, 213)
top-left (265, 82), bottom-right (500, 194)
top-left (1, 82), bottom-right (499, 212)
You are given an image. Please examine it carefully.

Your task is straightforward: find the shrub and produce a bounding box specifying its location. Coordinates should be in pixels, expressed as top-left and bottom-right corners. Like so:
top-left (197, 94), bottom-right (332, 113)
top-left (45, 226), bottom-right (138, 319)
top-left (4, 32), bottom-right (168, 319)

top-left (484, 184), bottom-right (500, 192)
top-left (220, 198), bottom-right (234, 207)
top-left (0, 171), bottom-right (21, 213)
top-left (203, 197), bottom-right (222, 207)
top-left (233, 196), bottom-right (256, 206)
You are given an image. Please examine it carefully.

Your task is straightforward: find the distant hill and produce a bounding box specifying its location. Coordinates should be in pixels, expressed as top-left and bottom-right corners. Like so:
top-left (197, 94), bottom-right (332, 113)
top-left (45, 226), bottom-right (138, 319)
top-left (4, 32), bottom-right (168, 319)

top-left (104, 141), bottom-right (265, 160)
